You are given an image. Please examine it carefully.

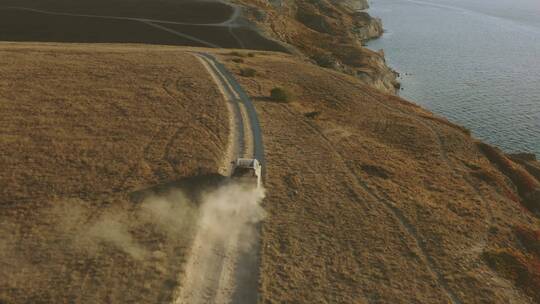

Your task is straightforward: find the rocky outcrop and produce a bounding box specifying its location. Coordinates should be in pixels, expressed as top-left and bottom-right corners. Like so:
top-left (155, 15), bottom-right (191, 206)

top-left (339, 0), bottom-right (370, 11)
top-left (355, 50), bottom-right (400, 93)
top-left (236, 0), bottom-right (399, 94)
top-left (351, 11), bottom-right (384, 41)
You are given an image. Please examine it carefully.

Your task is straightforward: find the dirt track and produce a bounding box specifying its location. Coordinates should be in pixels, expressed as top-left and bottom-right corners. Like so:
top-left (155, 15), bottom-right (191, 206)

top-left (0, 43), bottom-right (232, 304)
top-left (174, 53), bottom-right (264, 304)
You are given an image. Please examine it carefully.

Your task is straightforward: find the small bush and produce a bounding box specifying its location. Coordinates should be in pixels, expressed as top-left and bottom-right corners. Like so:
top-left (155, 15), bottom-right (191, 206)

top-left (239, 67), bottom-right (256, 77)
top-left (304, 111), bottom-right (321, 119)
top-left (247, 52), bottom-right (256, 57)
top-left (361, 164), bottom-right (391, 179)
top-left (312, 54), bottom-right (336, 68)
top-left (270, 87), bottom-right (291, 102)
top-left (231, 58), bottom-right (244, 64)
top-left (228, 51), bottom-right (245, 57)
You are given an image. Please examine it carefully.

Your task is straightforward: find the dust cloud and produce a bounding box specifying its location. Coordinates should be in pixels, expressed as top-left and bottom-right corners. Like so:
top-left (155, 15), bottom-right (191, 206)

top-left (0, 180), bottom-right (265, 267)
top-left (86, 215), bottom-right (149, 260)
top-left (198, 182), bottom-right (266, 252)
top-left (175, 182), bottom-right (266, 303)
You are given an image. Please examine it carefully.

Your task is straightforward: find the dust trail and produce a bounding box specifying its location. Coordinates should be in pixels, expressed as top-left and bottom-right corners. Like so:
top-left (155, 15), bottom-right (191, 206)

top-left (175, 182), bottom-right (265, 304)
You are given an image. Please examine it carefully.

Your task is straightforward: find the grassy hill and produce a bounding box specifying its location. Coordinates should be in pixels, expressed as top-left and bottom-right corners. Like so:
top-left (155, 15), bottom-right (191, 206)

top-left (218, 50), bottom-right (540, 303)
top-left (0, 43), bottom-right (229, 303)
top-left (1, 43), bottom-right (539, 303)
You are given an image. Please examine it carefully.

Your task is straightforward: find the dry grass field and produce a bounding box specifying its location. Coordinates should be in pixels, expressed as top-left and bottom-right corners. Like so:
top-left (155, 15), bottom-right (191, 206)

top-left (0, 43), bottom-right (229, 303)
top-left (1, 42), bottom-right (539, 303)
top-left (219, 51), bottom-right (540, 303)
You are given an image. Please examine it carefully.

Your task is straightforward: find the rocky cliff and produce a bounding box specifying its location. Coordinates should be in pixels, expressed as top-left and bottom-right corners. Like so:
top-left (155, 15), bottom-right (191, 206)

top-left (236, 0), bottom-right (399, 94)
top-left (341, 0), bottom-right (370, 11)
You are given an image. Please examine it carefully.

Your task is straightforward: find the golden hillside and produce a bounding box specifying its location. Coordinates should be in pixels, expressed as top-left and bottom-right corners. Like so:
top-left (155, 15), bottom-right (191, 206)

top-left (1, 43), bottom-right (539, 303)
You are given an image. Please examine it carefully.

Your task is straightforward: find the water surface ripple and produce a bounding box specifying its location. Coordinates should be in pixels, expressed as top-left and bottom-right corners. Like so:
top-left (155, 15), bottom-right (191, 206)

top-left (367, 0), bottom-right (540, 154)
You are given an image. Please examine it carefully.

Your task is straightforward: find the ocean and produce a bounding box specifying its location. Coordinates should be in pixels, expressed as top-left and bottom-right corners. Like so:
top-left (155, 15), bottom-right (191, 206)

top-left (367, 0), bottom-right (540, 154)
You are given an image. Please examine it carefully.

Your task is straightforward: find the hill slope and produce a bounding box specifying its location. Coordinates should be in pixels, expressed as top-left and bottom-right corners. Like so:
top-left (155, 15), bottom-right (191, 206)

top-left (218, 50), bottom-right (540, 303)
top-left (1, 43), bottom-right (539, 303)
top-left (0, 43), bottom-right (229, 303)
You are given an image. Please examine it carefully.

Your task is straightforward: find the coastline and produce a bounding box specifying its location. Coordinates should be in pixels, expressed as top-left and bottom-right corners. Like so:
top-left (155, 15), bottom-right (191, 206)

top-left (234, 0), bottom-right (400, 94)
top-left (364, 0), bottom-right (540, 155)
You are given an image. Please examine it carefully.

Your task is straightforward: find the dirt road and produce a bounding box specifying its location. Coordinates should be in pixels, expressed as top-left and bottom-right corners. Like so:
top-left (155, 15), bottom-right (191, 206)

top-left (172, 53), bottom-right (265, 304)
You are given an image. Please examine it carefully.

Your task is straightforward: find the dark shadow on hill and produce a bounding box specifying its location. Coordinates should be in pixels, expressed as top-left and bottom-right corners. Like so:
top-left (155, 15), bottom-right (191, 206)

top-left (0, 9), bottom-right (290, 52)
top-left (129, 173), bottom-right (227, 206)
top-left (0, 0), bottom-right (233, 23)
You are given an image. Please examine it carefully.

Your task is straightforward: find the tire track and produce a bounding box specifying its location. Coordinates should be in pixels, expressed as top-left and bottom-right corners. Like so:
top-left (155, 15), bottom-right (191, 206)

top-left (338, 75), bottom-right (496, 256)
top-left (173, 53), bottom-right (264, 304)
top-left (278, 103), bottom-right (462, 304)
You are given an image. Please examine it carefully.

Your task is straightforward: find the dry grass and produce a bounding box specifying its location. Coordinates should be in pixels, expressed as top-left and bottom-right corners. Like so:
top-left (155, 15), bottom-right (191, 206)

top-left (235, 0), bottom-right (398, 93)
top-left (477, 143), bottom-right (540, 214)
top-left (509, 154), bottom-right (540, 183)
top-left (3, 42), bottom-right (540, 303)
top-left (0, 43), bottom-right (229, 303)
top-left (515, 226), bottom-right (540, 257)
top-left (418, 114), bottom-right (471, 136)
top-left (219, 50), bottom-right (539, 303)
top-left (483, 249), bottom-right (540, 303)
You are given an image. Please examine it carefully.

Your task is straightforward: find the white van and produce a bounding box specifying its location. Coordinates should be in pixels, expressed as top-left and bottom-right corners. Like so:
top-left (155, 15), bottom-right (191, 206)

top-left (231, 158), bottom-right (262, 189)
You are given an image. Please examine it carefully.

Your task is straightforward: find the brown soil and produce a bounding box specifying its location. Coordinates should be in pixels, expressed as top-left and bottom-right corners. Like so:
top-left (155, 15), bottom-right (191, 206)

top-left (0, 43), bottom-right (229, 304)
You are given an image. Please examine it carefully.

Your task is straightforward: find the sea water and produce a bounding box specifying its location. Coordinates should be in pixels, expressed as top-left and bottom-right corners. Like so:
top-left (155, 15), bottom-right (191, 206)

top-left (367, 0), bottom-right (540, 154)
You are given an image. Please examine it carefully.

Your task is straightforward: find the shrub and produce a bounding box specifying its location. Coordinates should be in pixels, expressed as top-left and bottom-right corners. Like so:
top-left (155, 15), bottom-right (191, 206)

top-left (304, 111), bottom-right (321, 119)
top-left (239, 67), bottom-right (256, 77)
top-left (228, 51), bottom-right (245, 57)
top-left (312, 54), bottom-right (336, 68)
top-left (270, 87), bottom-right (291, 102)
top-left (231, 58), bottom-right (244, 64)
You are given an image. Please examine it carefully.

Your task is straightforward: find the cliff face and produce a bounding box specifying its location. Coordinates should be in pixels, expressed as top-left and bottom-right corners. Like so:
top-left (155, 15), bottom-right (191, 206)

top-left (236, 0), bottom-right (399, 94)
top-left (351, 11), bottom-right (384, 41)
top-left (340, 0), bottom-right (370, 11)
